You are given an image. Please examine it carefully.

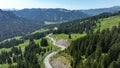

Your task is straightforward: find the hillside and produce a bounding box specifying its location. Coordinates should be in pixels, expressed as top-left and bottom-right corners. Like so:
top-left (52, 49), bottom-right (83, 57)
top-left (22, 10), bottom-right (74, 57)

top-left (13, 8), bottom-right (89, 24)
top-left (53, 11), bottom-right (120, 34)
top-left (49, 11), bottom-right (120, 68)
top-left (54, 11), bottom-right (120, 68)
top-left (0, 9), bottom-right (42, 42)
top-left (66, 25), bottom-right (120, 68)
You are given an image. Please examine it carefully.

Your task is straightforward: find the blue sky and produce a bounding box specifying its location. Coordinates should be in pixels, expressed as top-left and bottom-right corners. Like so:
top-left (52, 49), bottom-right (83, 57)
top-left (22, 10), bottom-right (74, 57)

top-left (0, 0), bottom-right (120, 10)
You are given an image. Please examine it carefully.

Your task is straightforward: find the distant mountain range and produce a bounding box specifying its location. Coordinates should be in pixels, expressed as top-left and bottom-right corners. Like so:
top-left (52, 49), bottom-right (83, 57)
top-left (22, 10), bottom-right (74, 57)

top-left (0, 9), bottom-right (41, 41)
top-left (81, 6), bottom-right (120, 15)
top-left (11, 6), bottom-right (120, 24)
top-left (13, 8), bottom-right (89, 24)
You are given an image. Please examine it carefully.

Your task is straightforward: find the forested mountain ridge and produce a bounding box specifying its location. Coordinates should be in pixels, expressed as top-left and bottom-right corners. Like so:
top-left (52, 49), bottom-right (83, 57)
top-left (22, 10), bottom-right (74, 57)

top-left (13, 8), bottom-right (89, 24)
top-left (12, 6), bottom-right (120, 24)
top-left (53, 11), bottom-right (120, 34)
top-left (0, 9), bottom-right (42, 42)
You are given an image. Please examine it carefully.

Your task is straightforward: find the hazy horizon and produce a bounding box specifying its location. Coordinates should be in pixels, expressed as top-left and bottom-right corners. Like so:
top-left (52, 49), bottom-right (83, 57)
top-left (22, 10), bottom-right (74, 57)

top-left (1, 6), bottom-right (120, 11)
top-left (0, 0), bottom-right (120, 10)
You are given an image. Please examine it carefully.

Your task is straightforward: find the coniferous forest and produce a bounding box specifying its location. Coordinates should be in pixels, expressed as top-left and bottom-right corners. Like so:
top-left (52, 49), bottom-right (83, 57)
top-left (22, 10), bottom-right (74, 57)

top-left (8, 39), bottom-right (41, 68)
top-left (0, 36), bottom-right (51, 68)
top-left (65, 23), bottom-right (120, 68)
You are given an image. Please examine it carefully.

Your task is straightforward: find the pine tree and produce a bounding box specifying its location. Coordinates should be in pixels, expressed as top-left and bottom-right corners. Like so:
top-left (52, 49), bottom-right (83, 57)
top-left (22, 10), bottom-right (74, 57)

top-left (68, 34), bottom-right (72, 39)
top-left (41, 38), bottom-right (48, 46)
top-left (7, 57), bottom-right (12, 64)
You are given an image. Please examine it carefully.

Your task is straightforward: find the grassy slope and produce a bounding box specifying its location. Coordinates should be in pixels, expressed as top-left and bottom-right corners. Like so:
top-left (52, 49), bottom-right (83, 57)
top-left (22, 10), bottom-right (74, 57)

top-left (52, 33), bottom-right (86, 41)
top-left (100, 15), bottom-right (120, 30)
top-left (45, 21), bottom-right (61, 25)
top-left (0, 40), bottom-right (29, 54)
top-left (95, 15), bottom-right (120, 31)
top-left (0, 36), bottom-right (22, 44)
top-left (52, 15), bottom-right (120, 40)
top-left (0, 63), bottom-right (17, 68)
top-left (31, 28), bottom-right (49, 34)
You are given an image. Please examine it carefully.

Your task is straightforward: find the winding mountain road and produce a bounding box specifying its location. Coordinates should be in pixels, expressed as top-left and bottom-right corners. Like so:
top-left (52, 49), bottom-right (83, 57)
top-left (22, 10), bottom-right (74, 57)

top-left (44, 34), bottom-right (66, 68)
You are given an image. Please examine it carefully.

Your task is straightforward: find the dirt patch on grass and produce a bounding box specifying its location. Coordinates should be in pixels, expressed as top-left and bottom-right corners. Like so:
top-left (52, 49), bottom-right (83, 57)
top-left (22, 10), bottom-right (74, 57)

top-left (51, 56), bottom-right (71, 68)
top-left (55, 39), bottom-right (69, 47)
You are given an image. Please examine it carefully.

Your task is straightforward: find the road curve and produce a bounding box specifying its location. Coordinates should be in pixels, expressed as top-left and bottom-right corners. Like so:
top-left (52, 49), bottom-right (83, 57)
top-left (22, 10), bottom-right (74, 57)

top-left (44, 34), bottom-right (66, 68)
